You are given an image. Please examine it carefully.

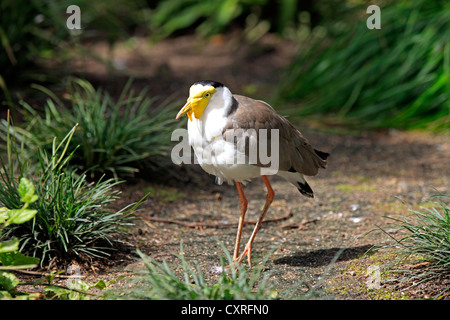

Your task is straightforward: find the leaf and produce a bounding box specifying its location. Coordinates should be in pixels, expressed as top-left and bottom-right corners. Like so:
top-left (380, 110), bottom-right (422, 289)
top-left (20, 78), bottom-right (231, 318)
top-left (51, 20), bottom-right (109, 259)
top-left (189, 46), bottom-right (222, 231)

top-left (44, 285), bottom-right (72, 298)
top-left (0, 238), bottom-right (19, 254)
top-left (45, 270), bottom-right (65, 284)
top-left (0, 290), bottom-right (12, 299)
top-left (0, 251), bottom-right (40, 267)
top-left (0, 271), bottom-right (19, 291)
top-left (0, 207), bottom-right (9, 224)
top-left (18, 178), bottom-right (38, 204)
top-left (91, 279), bottom-right (108, 290)
top-left (7, 208), bottom-right (37, 224)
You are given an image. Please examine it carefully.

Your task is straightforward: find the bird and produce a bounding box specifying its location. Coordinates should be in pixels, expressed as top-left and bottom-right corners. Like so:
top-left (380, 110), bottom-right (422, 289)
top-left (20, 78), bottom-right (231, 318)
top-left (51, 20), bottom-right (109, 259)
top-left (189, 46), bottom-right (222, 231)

top-left (176, 80), bottom-right (329, 267)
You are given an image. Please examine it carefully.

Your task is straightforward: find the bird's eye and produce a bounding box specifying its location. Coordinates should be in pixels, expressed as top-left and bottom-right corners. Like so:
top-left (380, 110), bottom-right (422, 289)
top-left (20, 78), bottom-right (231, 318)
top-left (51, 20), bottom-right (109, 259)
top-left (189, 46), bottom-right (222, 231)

top-left (204, 93), bottom-right (210, 98)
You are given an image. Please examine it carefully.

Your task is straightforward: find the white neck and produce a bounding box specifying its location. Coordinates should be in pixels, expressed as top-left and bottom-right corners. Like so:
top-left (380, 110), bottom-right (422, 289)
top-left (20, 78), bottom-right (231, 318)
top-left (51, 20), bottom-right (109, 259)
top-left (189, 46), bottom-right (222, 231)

top-left (189, 86), bottom-right (233, 142)
top-left (204, 86), bottom-right (233, 118)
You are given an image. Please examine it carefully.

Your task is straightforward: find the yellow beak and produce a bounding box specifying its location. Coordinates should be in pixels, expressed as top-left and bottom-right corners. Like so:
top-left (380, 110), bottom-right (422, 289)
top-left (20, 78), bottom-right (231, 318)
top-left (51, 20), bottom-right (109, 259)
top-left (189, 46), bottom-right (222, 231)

top-left (176, 99), bottom-right (193, 121)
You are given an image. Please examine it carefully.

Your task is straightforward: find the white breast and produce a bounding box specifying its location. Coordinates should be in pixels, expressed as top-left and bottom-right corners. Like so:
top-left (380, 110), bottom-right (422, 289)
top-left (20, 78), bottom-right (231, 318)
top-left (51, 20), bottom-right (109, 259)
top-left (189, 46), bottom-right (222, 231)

top-left (187, 89), bottom-right (261, 184)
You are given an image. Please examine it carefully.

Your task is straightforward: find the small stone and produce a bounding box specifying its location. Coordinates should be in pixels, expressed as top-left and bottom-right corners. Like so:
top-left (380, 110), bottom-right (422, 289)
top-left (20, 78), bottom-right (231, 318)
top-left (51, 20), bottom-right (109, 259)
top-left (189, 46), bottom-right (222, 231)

top-left (349, 217), bottom-right (364, 223)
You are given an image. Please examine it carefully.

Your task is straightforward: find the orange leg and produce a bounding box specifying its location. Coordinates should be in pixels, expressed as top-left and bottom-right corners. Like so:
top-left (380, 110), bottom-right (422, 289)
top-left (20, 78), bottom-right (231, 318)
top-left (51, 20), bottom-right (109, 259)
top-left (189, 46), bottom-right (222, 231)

top-left (236, 175), bottom-right (274, 267)
top-left (233, 182), bottom-right (248, 260)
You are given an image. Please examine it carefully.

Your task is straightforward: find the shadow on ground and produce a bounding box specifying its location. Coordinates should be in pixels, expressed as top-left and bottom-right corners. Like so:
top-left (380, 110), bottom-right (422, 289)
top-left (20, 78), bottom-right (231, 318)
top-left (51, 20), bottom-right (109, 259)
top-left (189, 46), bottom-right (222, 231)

top-left (274, 245), bottom-right (374, 268)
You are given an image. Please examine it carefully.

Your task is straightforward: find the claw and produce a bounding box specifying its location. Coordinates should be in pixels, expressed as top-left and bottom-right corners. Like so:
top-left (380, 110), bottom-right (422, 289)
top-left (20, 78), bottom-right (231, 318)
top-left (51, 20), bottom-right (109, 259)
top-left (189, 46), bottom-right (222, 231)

top-left (235, 244), bottom-right (253, 268)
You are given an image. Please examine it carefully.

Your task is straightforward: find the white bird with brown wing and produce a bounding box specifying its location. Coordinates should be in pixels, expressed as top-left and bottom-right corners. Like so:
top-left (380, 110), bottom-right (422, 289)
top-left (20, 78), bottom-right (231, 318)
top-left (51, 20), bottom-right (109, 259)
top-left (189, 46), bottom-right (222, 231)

top-left (176, 80), bottom-right (329, 267)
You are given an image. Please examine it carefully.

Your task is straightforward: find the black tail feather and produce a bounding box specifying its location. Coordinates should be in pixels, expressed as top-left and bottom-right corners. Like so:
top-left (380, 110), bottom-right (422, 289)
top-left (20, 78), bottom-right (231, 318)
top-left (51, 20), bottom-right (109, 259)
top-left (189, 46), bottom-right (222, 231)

top-left (314, 149), bottom-right (330, 161)
top-left (297, 181), bottom-right (314, 198)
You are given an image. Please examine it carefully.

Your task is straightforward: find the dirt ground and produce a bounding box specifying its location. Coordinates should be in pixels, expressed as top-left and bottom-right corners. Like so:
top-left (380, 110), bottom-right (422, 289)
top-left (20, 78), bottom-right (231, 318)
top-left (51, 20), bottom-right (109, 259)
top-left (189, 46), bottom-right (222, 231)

top-left (119, 128), bottom-right (449, 300)
top-left (15, 32), bottom-right (450, 299)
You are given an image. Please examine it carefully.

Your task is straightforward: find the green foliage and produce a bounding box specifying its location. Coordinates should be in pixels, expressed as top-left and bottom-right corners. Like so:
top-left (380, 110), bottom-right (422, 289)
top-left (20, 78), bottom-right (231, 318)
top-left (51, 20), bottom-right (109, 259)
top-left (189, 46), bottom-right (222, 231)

top-left (110, 242), bottom-right (277, 300)
top-left (0, 178), bottom-right (40, 299)
top-left (1, 266), bottom-right (112, 300)
top-left (149, 0), bottom-right (247, 39)
top-left (0, 181), bottom-right (37, 228)
top-left (14, 78), bottom-right (181, 179)
top-left (0, 0), bottom-right (67, 86)
top-left (40, 274), bottom-right (112, 300)
top-left (148, 0), bottom-right (303, 39)
top-left (380, 195), bottom-right (450, 297)
top-left (0, 115), bottom-right (134, 264)
top-left (276, 0), bottom-right (450, 131)
top-left (0, 0), bottom-right (147, 90)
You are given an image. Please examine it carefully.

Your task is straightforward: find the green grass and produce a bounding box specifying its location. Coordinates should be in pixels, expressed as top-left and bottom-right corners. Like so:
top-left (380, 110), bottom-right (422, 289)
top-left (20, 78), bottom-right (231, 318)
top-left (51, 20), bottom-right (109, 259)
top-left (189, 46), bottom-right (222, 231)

top-left (107, 240), bottom-right (335, 300)
top-left (0, 115), bottom-right (136, 264)
top-left (276, 0), bottom-right (450, 131)
top-left (109, 242), bottom-right (277, 300)
top-left (379, 195), bottom-right (450, 298)
top-left (12, 77), bottom-right (181, 180)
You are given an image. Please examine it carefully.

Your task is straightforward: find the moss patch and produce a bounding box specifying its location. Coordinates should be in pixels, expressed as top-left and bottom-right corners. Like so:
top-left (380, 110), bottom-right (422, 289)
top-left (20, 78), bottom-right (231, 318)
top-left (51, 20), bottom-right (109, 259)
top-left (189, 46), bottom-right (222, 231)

top-left (144, 185), bottom-right (187, 203)
top-left (336, 183), bottom-right (376, 193)
top-left (326, 250), bottom-right (412, 300)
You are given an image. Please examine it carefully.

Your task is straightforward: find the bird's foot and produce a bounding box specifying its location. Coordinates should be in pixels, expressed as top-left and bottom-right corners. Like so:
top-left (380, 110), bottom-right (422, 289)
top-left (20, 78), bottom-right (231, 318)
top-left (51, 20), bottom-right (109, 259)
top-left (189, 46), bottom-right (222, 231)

top-left (235, 244), bottom-right (252, 268)
top-left (224, 244), bottom-right (253, 270)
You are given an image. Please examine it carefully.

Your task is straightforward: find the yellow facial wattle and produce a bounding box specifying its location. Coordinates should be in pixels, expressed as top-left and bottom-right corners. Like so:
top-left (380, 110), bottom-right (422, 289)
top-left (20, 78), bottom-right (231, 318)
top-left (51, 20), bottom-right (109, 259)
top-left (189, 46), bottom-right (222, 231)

top-left (176, 85), bottom-right (217, 121)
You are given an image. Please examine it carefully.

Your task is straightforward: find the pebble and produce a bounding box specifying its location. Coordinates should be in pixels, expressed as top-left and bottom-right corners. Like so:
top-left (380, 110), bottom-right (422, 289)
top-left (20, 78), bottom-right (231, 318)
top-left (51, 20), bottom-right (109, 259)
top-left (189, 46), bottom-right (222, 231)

top-left (349, 217), bottom-right (364, 223)
top-left (210, 266), bottom-right (224, 274)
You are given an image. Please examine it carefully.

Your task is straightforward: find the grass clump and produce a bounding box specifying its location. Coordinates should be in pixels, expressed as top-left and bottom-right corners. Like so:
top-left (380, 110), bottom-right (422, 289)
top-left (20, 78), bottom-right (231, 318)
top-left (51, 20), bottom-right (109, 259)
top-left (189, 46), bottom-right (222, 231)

top-left (110, 242), bottom-right (277, 300)
top-left (276, 0), bottom-right (450, 131)
top-left (14, 78), bottom-right (181, 179)
top-left (379, 195), bottom-right (450, 298)
top-left (0, 115), bottom-right (134, 265)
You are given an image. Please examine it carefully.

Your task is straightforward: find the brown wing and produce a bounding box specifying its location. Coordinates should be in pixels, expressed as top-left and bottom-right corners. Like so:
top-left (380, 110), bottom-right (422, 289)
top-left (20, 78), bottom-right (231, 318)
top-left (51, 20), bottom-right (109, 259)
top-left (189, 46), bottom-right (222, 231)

top-left (222, 94), bottom-right (329, 176)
